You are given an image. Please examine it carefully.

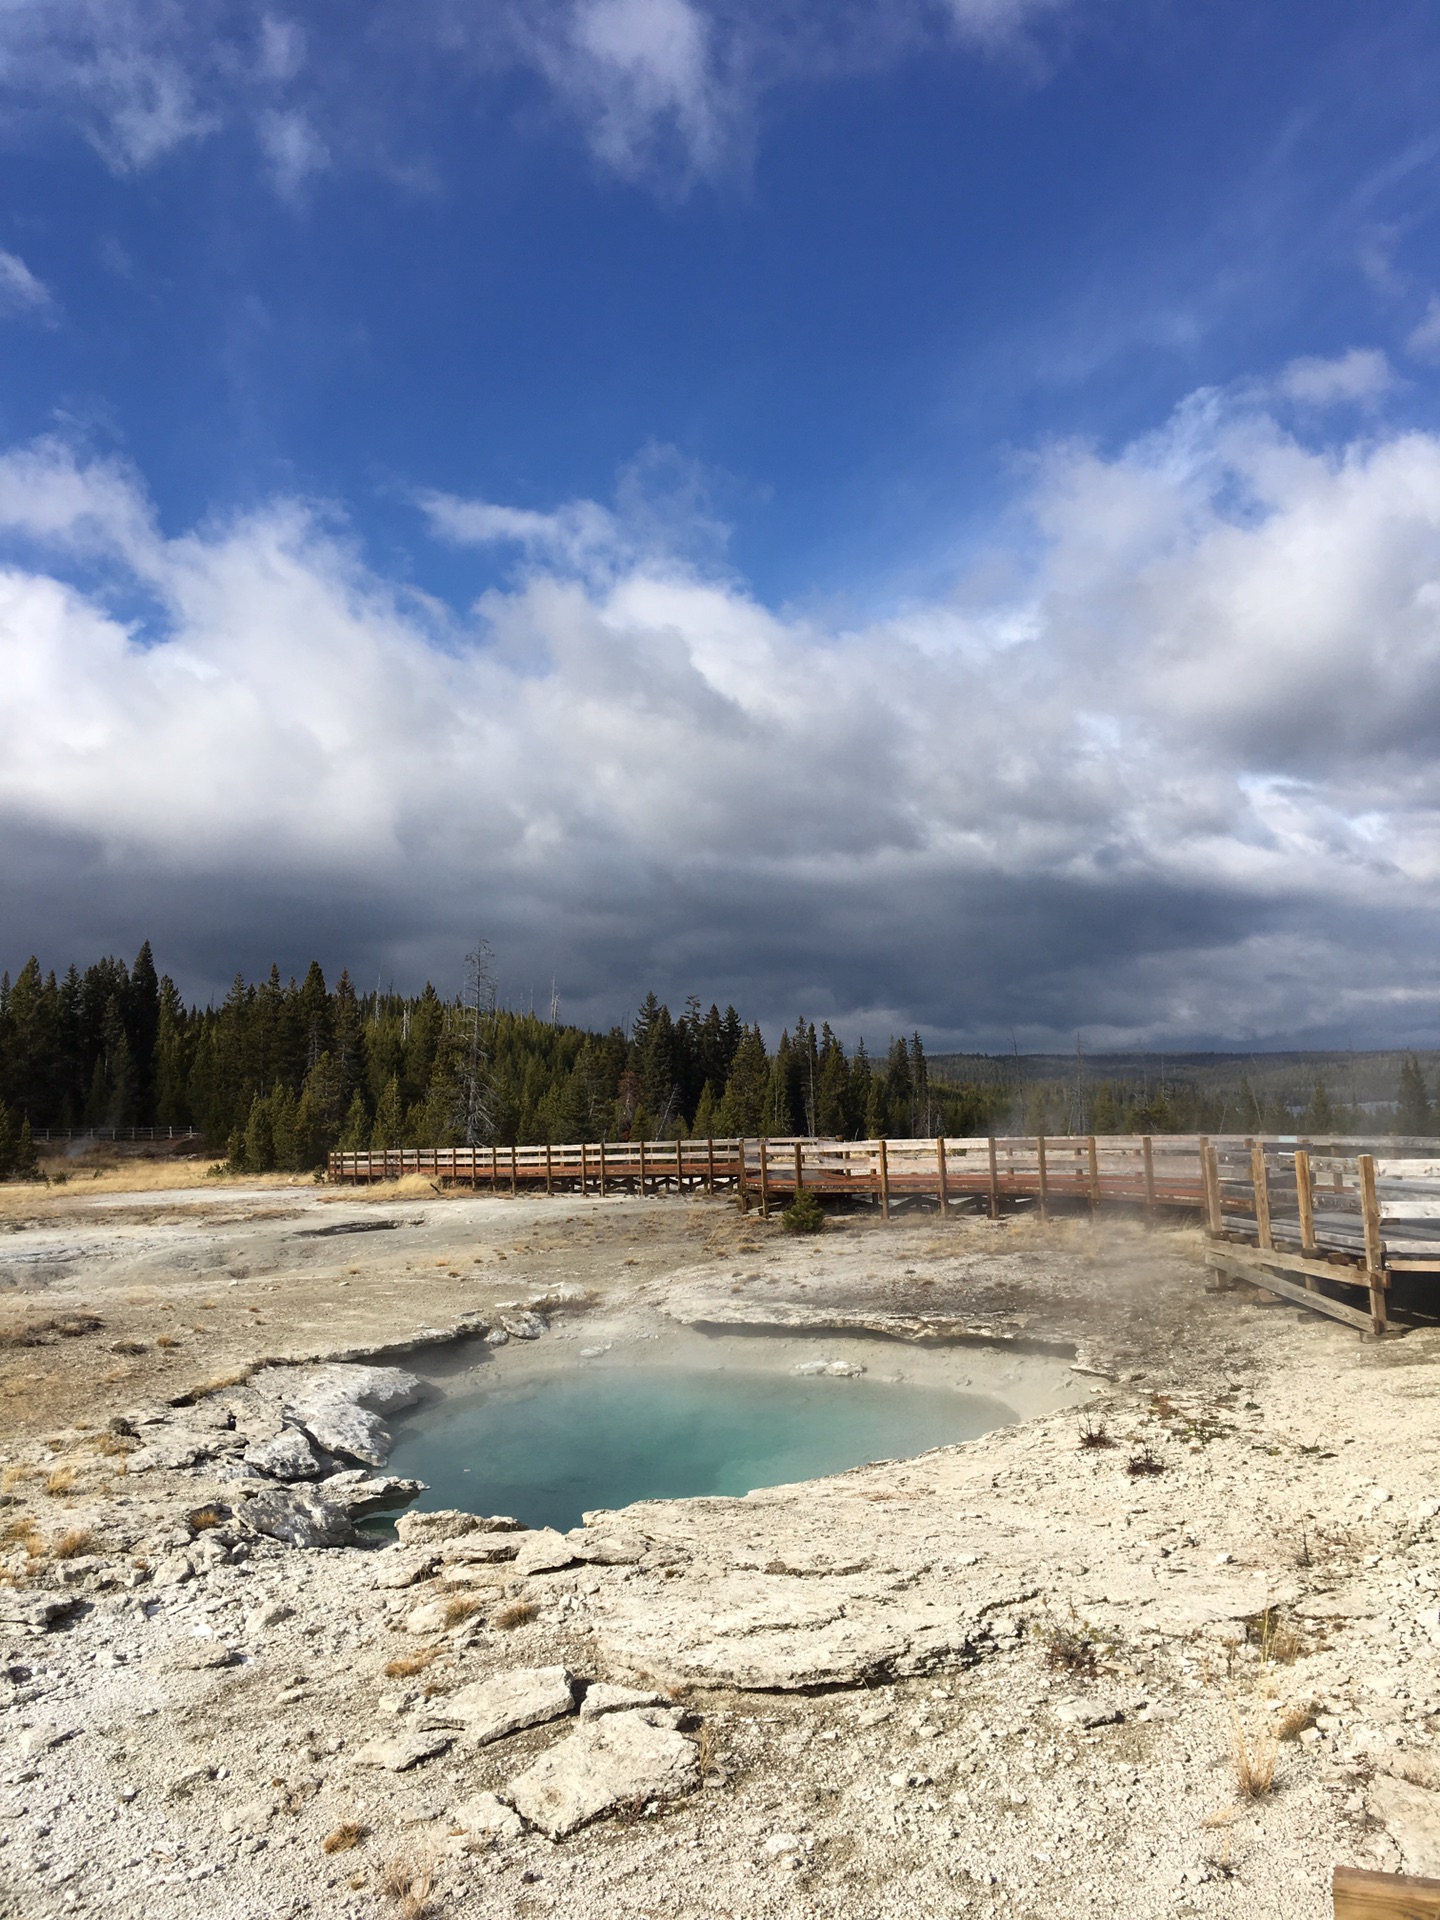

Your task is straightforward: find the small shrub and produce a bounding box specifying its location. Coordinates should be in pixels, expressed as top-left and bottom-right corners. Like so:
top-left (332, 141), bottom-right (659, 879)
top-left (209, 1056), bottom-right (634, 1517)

top-left (187, 1503), bottom-right (228, 1533)
top-left (43, 1467), bottom-right (77, 1496)
top-left (322, 1823), bottom-right (369, 1854)
top-left (781, 1190), bottom-right (826, 1235)
top-left (1246, 1608), bottom-right (1305, 1665)
top-left (493, 1599), bottom-right (538, 1631)
top-left (1035, 1610), bottom-right (1101, 1675)
top-left (155, 1333), bottom-right (180, 1350)
top-left (109, 1340), bottom-right (147, 1356)
top-left (1078, 1413), bottom-right (1114, 1450)
top-left (51, 1527), bottom-right (94, 1560)
top-left (1126, 1446), bottom-right (1165, 1477)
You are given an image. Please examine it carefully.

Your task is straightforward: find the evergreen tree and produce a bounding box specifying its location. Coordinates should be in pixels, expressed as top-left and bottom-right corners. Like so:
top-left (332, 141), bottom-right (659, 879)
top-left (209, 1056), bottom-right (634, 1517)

top-left (1303, 1078), bottom-right (1337, 1135)
top-left (338, 1089), bottom-right (371, 1153)
top-left (371, 1074), bottom-right (404, 1150)
top-left (1397, 1056), bottom-right (1432, 1136)
top-left (717, 1026), bottom-right (769, 1136)
top-left (0, 1100), bottom-right (15, 1178)
top-left (242, 1093), bottom-right (275, 1172)
top-left (14, 1118), bottom-right (37, 1179)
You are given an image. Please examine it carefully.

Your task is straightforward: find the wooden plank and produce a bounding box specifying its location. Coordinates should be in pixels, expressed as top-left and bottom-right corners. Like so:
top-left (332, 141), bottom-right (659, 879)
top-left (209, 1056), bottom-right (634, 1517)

top-left (1143, 1135), bottom-right (1156, 1216)
top-left (510, 1144), bottom-right (518, 1197)
top-left (545, 1142), bottom-right (553, 1197)
top-left (878, 1139), bottom-right (890, 1220)
top-left (737, 1141), bottom-right (750, 1214)
top-left (1359, 1154), bottom-right (1387, 1333)
top-left (937, 1136), bottom-right (949, 1218)
top-left (1086, 1135), bottom-right (1100, 1213)
top-left (1334, 1864), bottom-right (1440, 1918)
top-left (1251, 1143), bottom-right (1273, 1249)
top-left (1207, 1239), bottom-right (1371, 1288)
top-left (1204, 1249), bottom-right (1377, 1332)
top-left (1295, 1147), bottom-right (1315, 1266)
top-left (759, 1138), bottom-right (770, 1219)
top-left (706, 1136), bottom-right (715, 1194)
top-left (599, 1139), bottom-right (607, 1198)
top-left (639, 1138), bottom-right (647, 1198)
top-left (794, 1140), bottom-right (804, 1194)
top-left (986, 1136), bottom-right (999, 1218)
top-left (1036, 1136), bottom-right (1048, 1220)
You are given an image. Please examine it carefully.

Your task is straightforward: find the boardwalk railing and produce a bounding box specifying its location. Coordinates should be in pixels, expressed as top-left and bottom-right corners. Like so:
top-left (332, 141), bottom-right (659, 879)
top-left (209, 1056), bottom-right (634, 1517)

top-left (328, 1133), bottom-right (1440, 1336)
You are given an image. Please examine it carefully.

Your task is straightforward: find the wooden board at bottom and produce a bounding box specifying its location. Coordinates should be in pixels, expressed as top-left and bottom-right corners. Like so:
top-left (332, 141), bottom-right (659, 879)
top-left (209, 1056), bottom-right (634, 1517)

top-left (1335, 1865), bottom-right (1440, 1917)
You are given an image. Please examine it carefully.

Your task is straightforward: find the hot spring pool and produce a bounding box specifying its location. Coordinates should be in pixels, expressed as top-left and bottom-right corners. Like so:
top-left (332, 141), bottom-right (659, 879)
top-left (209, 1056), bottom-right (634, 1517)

top-left (384, 1366), bottom-right (1021, 1531)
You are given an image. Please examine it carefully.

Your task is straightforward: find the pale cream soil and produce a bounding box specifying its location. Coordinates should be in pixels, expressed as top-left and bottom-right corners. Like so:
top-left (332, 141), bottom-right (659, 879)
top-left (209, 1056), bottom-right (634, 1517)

top-left (0, 1174), bottom-right (1438, 1920)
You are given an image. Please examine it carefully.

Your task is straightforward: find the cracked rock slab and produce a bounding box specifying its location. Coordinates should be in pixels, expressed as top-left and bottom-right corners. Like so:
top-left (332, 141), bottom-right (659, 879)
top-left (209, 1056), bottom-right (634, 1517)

top-left (245, 1426), bottom-right (322, 1481)
top-left (242, 1488), bottom-right (356, 1549)
top-left (353, 1730), bottom-right (453, 1772)
top-left (506, 1709), bottom-right (700, 1838)
top-left (417, 1664), bottom-right (575, 1745)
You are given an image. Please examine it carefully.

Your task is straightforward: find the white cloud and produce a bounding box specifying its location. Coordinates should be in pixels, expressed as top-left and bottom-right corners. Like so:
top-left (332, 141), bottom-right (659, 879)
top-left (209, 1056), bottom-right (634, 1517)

top-left (257, 107), bottom-right (329, 198)
top-left (0, 248), bottom-right (54, 318)
top-left (1408, 296), bottom-right (1440, 363)
top-left (5, 392), bottom-right (1440, 1042)
top-left (0, 0), bottom-right (1077, 194)
top-left (1278, 347), bottom-right (1393, 407)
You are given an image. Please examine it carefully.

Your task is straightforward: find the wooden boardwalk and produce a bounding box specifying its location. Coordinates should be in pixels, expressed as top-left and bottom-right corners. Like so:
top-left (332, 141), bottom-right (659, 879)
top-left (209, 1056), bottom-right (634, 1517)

top-left (328, 1133), bottom-right (1440, 1337)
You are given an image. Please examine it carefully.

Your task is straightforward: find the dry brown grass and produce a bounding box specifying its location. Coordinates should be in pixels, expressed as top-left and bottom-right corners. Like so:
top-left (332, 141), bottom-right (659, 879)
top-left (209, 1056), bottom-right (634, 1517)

top-left (51, 1527), bottom-right (94, 1559)
top-left (90, 1431), bottom-right (136, 1457)
top-left (155, 1334), bottom-right (180, 1350)
top-left (384, 1647), bottom-right (442, 1679)
top-left (43, 1466), bottom-right (77, 1496)
top-left (1034, 1609), bottom-right (1102, 1675)
top-left (322, 1823), bottom-right (370, 1854)
top-left (0, 1514), bottom-right (43, 1556)
top-left (492, 1599), bottom-right (538, 1631)
top-left (440, 1595), bottom-right (484, 1629)
top-left (1, 1464), bottom-right (33, 1493)
top-left (380, 1856), bottom-right (436, 1919)
top-left (1232, 1712), bottom-right (1279, 1798)
top-left (109, 1340), bottom-right (148, 1356)
top-left (1247, 1608), bottom-right (1305, 1666)
top-left (1274, 1701), bottom-right (1316, 1741)
top-left (187, 1503), bottom-right (227, 1532)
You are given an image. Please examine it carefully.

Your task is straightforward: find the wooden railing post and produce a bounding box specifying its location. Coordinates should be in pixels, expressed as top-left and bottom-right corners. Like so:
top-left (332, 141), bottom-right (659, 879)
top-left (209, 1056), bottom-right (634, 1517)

top-left (758, 1139), bottom-right (770, 1219)
top-left (1142, 1135), bottom-right (1156, 1216)
top-left (675, 1139), bottom-right (683, 1193)
top-left (936, 1136), bottom-right (949, 1218)
top-left (878, 1138), bottom-right (890, 1220)
top-left (987, 1136), bottom-right (999, 1219)
top-left (1295, 1148), bottom-right (1315, 1261)
top-left (737, 1141), bottom-right (750, 1214)
top-left (639, 1138), bottom-right (647, 1198)
top-left (1086, 1135), bottom-right (1100, 1214)
top-left (510, 1144), bottom-right (518, 1197)
top-left (1359, 1153), bottom-right (1387, 1335)
top-left (1251, 1143), bottom-right (1272, 1249)
top-left (580, 1141), bottom-right (588, 1196)
top-left (545, 1142), bottom-right (553, 1196)
top-left (598, 1140), bottom-right (607, 1198)
top-left (1036, 1136), bottom-right (1048, 1220)
top-left (706, 1137), bottom-right (715, 1194)
top-left (793, 1140), bottom-right (803, 1194)
top-left (1200, 1137), bottom-right (1222, 1235)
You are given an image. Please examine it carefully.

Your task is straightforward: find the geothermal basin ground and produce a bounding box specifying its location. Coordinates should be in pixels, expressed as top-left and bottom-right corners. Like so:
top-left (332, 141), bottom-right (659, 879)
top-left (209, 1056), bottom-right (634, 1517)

top-left (2, 1169), bottom-right (1440, 1919)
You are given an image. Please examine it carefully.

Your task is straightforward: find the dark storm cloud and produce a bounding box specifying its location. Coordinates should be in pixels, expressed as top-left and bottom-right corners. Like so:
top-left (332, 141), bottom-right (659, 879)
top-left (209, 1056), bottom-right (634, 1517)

top-left (4, 394), bottom-right (1440, 1047)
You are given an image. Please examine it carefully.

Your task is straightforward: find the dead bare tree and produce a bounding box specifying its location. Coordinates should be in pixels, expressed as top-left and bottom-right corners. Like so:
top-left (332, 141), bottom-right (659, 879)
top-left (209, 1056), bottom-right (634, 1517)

top-left (455, 939), bottom-right (497, 1146)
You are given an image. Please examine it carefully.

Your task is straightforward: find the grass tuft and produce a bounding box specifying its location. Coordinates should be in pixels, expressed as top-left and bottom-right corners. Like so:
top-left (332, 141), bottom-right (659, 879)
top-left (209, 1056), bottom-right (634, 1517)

top-left (441, 1594), bottom-right (484, 1628)
top-left (43, 1467), bottom-right (77, 1496)
top-left (380, 1856), bottom-right (436, 1920)
top-left (1034, 1609), bottom-right (1103, 1675)
top-left (384, 1648), bottom-right (441, 1679)
top-left (322, 1823), bottom-right (369, 1855)
top-left (1232, 1713), bottom-right (1279, 1798)
top-left (51, 1527), bottom-right (94, 1559)
top-left (493, 1599), bottom-right (539, 1631)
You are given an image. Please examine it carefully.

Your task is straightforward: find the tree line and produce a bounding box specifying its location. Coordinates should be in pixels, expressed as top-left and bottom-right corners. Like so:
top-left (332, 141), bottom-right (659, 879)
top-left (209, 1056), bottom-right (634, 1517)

top-left (0, 947), bottom-right (1006, 1174)
top-left (2, 945), bottom-right (1435, 1180)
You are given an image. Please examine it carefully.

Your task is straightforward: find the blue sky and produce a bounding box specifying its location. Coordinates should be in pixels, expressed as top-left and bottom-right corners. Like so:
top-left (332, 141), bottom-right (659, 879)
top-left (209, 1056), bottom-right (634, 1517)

top-left (4, 0), bottom-right (1440, 1048)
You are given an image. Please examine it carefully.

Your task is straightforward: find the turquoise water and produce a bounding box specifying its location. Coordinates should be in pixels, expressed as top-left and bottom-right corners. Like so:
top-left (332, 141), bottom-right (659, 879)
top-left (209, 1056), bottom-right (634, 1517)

top-left (384, 1366), bottom-right (1018, 1531)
